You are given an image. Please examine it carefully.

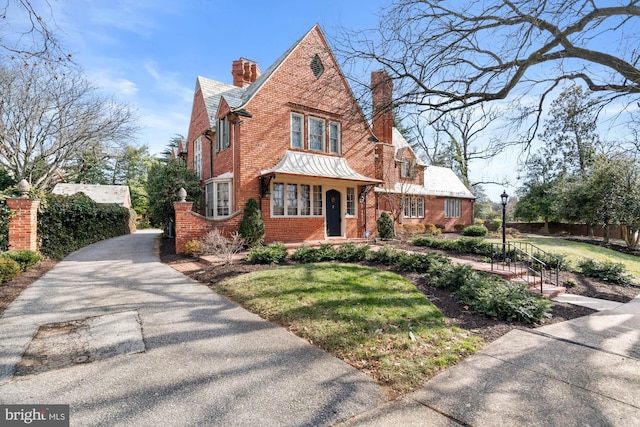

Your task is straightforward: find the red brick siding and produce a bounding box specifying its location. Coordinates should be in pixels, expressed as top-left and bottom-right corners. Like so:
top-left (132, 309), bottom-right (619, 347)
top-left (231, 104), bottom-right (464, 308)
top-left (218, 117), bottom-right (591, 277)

top-left (6, 198), bottom-right (40, 251)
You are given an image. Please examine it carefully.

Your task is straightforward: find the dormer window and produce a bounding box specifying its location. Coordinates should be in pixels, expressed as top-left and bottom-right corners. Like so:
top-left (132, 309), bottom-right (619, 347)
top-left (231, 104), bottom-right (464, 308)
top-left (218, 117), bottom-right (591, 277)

top-left (310, 55), bottom-right (324, 78)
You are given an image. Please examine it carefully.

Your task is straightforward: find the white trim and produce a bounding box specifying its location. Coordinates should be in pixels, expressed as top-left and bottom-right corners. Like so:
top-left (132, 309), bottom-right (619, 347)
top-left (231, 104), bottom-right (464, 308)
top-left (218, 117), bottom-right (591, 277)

top-left (291, 112), bottom-right (304, 149)
top-left (308, 116), bottom-right (325, 152)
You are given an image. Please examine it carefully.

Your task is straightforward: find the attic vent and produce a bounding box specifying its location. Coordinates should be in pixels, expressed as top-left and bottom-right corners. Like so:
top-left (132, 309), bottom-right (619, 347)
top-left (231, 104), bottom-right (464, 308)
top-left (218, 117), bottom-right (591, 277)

top-left (310, 55), bottom-right (324, 78)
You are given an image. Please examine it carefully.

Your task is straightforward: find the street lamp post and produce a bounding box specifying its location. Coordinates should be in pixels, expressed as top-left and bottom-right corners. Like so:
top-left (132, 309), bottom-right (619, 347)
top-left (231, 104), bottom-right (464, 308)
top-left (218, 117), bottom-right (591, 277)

top-left (501, 190), bottom-right (509, 261)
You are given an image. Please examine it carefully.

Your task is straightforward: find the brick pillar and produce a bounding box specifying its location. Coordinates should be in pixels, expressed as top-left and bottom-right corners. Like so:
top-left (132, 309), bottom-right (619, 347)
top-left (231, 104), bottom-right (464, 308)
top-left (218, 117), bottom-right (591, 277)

top-left (173, 201), bottom-right (194, 254)
top-left (6, 198), bottom-right (41, 251)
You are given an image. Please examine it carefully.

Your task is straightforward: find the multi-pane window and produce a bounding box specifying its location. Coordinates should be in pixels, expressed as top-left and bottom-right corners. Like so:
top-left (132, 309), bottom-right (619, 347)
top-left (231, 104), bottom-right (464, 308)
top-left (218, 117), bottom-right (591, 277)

top-left (444, 199), bottom-right (461, 218)
top-left (194, 136), bottom-right (202, 179)
top-left (404, 196), bottom-right (425, 218)
top-left (205, 181), bottom-right (232, 218)
top-left (346, 187), bottom-right (355, 216)
top-left (300, 185), bottom-right (311, 215)
top-left (291, 113), bottom-right (303, 149)
top-left (272, 183), bottom-right (285, 216)
top-left (329, 122), bottom-right (341, 154)
top-left (400, 159), bottom-right (410, 178)
top-left (309, 117), bottom-right (325, 151)
top-left (313, 185), bottom-right (323, 215)
top-left (216, 118), bottom-right (230, 152)
top-left (287, 184), bottom-right (298, 215)
top-left (273, 182), bottom-right (323, 217)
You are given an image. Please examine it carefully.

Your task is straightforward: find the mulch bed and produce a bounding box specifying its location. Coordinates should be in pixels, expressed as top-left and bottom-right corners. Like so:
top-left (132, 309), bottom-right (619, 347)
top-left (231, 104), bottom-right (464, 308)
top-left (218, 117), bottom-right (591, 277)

top-left (158, 237), bottom-right (620, 344)
top-left (0, 259), bottom-right (58, 316)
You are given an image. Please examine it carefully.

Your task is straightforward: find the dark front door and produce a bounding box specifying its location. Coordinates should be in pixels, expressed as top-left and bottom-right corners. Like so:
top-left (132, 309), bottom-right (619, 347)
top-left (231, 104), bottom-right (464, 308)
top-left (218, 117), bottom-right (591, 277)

top-left (326, 189), bottom-right (341, 237)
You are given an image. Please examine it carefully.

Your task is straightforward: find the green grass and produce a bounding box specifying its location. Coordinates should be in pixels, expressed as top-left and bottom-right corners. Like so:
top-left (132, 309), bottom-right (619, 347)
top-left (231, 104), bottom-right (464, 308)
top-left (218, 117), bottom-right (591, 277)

top-left (488, 235), bottom-right (640, 283)
top-left (213, 263), bottom-right (483, 394)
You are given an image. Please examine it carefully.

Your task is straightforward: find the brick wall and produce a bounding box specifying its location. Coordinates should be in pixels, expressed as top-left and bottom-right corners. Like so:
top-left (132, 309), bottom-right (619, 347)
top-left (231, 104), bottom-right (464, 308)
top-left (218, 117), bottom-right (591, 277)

top-left (173, 201), bottom-right (242, 253)
top-left (6, 198), bottom-right (40, 251)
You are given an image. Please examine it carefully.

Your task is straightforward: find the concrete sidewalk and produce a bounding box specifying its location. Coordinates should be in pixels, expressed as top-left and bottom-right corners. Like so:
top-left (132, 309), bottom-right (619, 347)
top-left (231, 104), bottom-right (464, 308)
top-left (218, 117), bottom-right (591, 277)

top-left (0, 231), bottom-right (386, 426)
top-left (339, 295), bottom-right (640, 426)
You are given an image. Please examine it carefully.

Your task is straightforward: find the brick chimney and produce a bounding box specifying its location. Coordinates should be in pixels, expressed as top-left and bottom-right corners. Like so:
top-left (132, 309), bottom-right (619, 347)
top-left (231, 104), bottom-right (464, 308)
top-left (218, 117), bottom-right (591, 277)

top-left (371, 70), bottom-right (393, 144)
top-left (232, 58), bottom-right (260, 88)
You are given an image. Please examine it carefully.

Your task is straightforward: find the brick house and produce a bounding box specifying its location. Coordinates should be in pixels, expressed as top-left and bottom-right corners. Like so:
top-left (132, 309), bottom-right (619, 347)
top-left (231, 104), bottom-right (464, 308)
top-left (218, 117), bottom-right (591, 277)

top-left (179, 25), bottom-right (474, 251)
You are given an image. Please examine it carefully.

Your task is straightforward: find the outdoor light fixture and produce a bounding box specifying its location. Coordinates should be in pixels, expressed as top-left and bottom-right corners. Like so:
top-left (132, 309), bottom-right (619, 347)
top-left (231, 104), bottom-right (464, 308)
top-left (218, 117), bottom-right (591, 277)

top-left (500, 190), bottom-right (509, 260)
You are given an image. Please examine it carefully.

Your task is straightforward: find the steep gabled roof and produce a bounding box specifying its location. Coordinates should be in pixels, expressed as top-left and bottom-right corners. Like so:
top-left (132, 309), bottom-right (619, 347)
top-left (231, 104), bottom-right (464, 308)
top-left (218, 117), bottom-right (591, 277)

top-left (196, 76), bottom-right (245, 125)
top-left (392, 128), bottom-right (426, 166)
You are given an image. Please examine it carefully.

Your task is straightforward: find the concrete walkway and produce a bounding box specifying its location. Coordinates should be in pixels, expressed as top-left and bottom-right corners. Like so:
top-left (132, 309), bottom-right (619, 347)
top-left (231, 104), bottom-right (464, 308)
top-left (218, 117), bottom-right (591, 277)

top-left (2, 231), bottom-right (640, 426)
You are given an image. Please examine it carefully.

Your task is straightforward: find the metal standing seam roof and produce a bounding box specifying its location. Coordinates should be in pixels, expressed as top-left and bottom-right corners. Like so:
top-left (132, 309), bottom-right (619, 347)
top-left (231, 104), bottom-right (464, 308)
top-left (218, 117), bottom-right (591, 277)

top-left (260, 150), bottom-right (381, 183)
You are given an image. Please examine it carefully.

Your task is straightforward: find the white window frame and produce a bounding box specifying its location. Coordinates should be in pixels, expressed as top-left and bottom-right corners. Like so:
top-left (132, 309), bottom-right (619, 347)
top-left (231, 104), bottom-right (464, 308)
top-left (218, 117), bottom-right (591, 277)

top-left (194, 136), bottom-right (202, 179)
top-left (272, 182), bottom-right (324, 217)
top-left (400, 158), bottom-right (410, 178)
top-left (346, 187), bottom-right (355, 216)
top-left (308, 117), bottom-right (325, 152)
top-left (404, 196), bottom-right (425, 218)
top-left (444, 199), bottom-right (461, 218)
top-left (205, 179), bottom-right (232, 219)
top-left (291, 113), bottom-right (304, 149)
top-left (329, 121), bottom-right (341, 154)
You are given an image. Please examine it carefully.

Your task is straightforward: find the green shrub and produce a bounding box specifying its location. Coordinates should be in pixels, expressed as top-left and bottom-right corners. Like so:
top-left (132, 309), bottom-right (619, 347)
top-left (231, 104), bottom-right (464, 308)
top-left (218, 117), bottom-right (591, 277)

top-left (334, 243), bottom-right (369, 262)
top-left (578, 259), bottom-right (632, 286)
top-left (238, 198), bottom-right (265, 247)
top-left (429, 264), bottom-right (479, 291)
top-left (487, 220), bottom-right (502, 232)
top-left (0, 257), bottom-right (21, 283)
top-left (0, 250), bottom-right (42, 271)
top-left (454, 224), bottom-right (466, 232)
top-left (365, 246), bottom-right (401, 265)
top-left (462, 225), bottom-right (488, 237)
top-left (563, 278), bottom-right (578, 288)
top-left (377, 212), bottom-right (395, 240)
top-left (532, 251), bottom-right (569, 271)
top-left (182, 240), bottom-right (202, 257)
top-left (455, 275), bottom-right (552, 324)
top-left (0, 200), bottom-right (10, 252)
top-left (395, 251), bottom-right (451, 274)
top-left (247, 242), bottom-right (288, 264)
top-left (290, 245), bottom-right (321, 263)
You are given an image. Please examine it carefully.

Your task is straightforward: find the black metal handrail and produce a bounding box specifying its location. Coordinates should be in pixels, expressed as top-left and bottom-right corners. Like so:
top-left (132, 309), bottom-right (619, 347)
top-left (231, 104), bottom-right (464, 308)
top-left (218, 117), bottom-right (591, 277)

top-left (490, 242), bottom-right (560, 292)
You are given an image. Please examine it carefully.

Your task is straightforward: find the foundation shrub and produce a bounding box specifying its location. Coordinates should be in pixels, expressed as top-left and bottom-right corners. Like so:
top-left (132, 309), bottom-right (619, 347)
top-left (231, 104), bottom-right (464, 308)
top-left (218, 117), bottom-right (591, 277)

top-left (377, 212), bottom-right (394, 240)
top-left (365, 245), bottom-right (400, 265)
top-left (182, 240), bottom-right (202, 257)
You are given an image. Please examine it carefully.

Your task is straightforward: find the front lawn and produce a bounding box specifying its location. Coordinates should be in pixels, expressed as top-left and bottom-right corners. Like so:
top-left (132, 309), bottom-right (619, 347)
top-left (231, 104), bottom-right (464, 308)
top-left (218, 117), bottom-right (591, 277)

top-left (212, 262), bottom-right (483, 395)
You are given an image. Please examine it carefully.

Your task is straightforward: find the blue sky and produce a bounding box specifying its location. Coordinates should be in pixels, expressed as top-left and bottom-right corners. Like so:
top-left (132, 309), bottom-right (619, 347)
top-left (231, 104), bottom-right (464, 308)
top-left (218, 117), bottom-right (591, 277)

top-left (44, 0), bottom-right (385, 157)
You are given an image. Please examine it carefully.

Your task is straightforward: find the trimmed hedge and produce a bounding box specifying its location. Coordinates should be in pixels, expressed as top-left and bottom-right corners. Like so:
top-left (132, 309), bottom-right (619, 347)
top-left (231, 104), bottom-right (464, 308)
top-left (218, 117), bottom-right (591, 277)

top-left (0, 200), bottom-right (10, 252)
top-left (38, 193), bottom-right (131, 259)
top-left (462, 225), bottom-right (488, 237)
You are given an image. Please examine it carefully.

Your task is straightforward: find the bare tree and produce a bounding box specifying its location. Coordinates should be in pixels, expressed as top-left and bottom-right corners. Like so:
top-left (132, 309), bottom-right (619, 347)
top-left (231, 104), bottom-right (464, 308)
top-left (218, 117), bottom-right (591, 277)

top-left (335, 0), bottom-right (640, 143)
top-left (0, 62), bottom-right (138, 189)
top-left (0, 0), bottom-right (70, 62)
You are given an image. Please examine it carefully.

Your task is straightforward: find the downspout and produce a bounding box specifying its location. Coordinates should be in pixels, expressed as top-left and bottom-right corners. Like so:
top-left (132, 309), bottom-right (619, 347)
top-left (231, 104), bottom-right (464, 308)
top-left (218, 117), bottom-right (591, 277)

top-left (203, 130), bottom-right (214, 178)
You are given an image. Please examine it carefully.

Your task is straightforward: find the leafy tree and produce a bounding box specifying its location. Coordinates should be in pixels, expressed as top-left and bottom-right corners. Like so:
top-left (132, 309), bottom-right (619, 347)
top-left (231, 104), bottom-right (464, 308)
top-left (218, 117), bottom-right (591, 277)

top-left (514, 183), bottom-right (559, 233)
top-left (146, 158), bottom-right (202, 229)
top-left (0, 62), bottom-right (137, 189)
top-left (238, 198), bottom-right (265, 247)
top-left (539, 85), bottom-right (601, 176)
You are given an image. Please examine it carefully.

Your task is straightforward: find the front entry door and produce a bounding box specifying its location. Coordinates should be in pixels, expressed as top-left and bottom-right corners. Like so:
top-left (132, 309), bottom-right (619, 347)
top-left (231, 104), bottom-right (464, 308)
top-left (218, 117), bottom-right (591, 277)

top-left (326, 190), bottom-right (341, 237)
